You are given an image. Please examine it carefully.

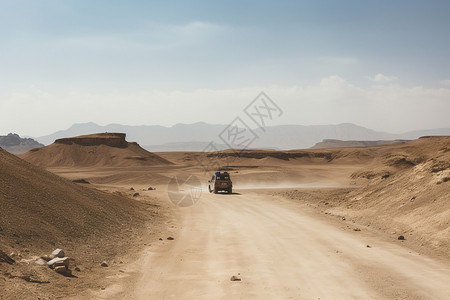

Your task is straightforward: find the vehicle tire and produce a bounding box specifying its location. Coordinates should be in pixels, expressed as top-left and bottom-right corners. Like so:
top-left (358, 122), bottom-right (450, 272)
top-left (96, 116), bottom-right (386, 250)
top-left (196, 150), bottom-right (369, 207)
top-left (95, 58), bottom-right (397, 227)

top-left (214, 188), bottom-right (218, 194)
top-left (228, 188), bottom-right (232, 194)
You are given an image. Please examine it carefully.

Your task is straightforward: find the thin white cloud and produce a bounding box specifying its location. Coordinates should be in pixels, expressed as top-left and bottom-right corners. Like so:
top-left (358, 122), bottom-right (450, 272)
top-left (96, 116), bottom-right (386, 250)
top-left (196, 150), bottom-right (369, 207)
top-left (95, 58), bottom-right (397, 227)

top-left (439, 79), bottom-right (450, 85)
top-left (369, 73), bottom-right (398, 83)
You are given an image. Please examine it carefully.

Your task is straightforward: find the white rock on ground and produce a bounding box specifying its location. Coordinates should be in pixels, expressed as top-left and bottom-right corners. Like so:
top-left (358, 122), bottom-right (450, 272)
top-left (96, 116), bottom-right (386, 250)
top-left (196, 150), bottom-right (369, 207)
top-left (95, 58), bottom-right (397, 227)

top-left (51, 248), bottom-right (65, 258)
top-left (47, 257), bottom-right (69, 269)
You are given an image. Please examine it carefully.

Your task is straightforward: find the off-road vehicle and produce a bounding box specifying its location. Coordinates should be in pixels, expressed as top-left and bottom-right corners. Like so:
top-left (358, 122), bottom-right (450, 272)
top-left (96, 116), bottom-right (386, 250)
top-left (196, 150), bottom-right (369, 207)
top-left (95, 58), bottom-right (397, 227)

top-left (208, 171), bottom-right (232, 194)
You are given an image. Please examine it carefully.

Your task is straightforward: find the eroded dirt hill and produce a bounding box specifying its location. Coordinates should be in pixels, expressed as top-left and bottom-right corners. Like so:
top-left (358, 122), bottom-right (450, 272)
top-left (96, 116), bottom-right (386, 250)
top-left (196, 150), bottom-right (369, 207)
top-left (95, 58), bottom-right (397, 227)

top-left (20, 133), bottom-right (172, 167)
top-left (281, 136), bottom-right (450, 259)
top-left (0, 147), bottom-right (164, 298)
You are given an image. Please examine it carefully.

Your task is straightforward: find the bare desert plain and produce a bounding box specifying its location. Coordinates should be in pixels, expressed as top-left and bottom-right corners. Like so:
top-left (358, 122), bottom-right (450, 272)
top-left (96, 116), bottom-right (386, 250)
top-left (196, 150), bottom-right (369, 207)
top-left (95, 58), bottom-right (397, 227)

top-left (1, 133), bottom-right (449, 299)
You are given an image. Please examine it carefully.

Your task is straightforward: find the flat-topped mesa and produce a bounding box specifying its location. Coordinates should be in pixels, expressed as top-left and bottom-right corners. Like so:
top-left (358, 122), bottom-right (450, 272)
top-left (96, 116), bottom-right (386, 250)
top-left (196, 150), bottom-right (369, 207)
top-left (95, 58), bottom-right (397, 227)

top-left (20, 132), bottom-right (172, 167)
top-left (55, 133), bottom-right (129, 148)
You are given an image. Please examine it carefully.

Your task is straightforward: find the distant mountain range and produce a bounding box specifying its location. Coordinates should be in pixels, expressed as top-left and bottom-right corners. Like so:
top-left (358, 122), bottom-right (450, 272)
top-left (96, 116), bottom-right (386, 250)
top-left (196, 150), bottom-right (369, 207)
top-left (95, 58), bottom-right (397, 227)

top-left (0, 133), bottom-right (44, 154)
top-left (34, 122), bottom-right (450, 151)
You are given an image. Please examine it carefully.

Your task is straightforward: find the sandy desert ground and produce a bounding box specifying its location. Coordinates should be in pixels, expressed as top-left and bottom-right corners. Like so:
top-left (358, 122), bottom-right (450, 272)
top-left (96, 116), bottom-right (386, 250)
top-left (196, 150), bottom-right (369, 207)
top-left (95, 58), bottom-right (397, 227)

top-left (1, 134), bottom-right (449, 299)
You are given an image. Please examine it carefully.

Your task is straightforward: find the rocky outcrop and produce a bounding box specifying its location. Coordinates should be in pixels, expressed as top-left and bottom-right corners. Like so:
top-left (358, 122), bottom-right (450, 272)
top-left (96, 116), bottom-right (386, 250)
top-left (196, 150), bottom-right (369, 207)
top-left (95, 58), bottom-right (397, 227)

top-left (55, 133), bottom-right (128, 148)
top-left (0, 133), bottom-right (44, 154)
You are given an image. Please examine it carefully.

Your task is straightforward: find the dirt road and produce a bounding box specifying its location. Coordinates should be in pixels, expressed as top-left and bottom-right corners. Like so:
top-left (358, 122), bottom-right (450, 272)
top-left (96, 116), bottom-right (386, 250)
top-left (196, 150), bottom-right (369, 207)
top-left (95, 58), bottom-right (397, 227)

top-left (124, 190), bottom-right (450, 299)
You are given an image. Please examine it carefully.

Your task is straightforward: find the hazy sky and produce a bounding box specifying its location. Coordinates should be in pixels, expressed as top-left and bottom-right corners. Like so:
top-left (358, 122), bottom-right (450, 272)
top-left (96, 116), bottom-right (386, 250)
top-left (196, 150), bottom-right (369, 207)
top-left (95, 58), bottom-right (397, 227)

top-left (1, 0), bottom-right (449, 136)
